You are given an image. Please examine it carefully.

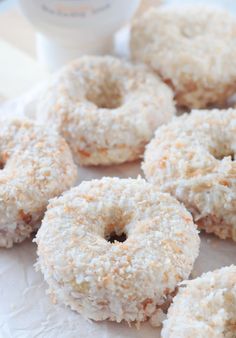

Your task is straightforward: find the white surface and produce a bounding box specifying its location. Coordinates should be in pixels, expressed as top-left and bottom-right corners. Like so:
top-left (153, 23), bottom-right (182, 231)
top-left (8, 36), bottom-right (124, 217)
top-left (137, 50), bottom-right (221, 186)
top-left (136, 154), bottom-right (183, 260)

top-left (0, 39), bottom-right (49, 98)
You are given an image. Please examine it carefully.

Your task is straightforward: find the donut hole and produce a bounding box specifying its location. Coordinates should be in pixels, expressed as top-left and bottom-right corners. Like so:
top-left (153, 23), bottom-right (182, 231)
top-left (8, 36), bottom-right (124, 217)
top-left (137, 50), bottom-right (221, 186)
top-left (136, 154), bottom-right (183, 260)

top-left (208, 140), bottom-right (235, 161)
top-left (106, 231), bottom-right (127, 243)
top-left (0, 151), bottom-right (8, 170)
top-left (86, 81), bottom-right (123, 109)
top-left (0, 160), bottom-right (5, 170)
top-left (215, 153), bottom-right (234, 161)
top-left (210, 149), bottom-right (235, 161)
top-left (103, 209), bottom-right (130, 243)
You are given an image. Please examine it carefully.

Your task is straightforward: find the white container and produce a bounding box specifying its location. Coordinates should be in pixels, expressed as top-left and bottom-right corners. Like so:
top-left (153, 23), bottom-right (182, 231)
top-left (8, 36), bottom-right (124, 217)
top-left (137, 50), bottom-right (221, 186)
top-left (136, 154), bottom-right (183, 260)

top-left (18, 0), bottom-right (140, 71)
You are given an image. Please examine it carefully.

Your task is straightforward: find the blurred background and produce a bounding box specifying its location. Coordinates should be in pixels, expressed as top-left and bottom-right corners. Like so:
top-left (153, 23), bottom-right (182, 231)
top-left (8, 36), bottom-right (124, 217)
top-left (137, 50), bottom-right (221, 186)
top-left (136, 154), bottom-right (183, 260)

top-left (0, 0), bottom-right (236, 98)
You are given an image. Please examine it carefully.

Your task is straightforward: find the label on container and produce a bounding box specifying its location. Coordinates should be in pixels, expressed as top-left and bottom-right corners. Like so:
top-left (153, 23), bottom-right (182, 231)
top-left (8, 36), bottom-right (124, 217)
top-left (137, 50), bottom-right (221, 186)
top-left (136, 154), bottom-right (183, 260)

top-left (39, 0), bottom-right (111, 18)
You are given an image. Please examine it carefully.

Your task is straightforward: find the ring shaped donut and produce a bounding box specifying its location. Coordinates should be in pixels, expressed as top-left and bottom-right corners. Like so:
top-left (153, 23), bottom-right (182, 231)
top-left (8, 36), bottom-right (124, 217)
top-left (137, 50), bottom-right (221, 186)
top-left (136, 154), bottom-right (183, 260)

top-left (143, 109), bottom-right (236, 241)
top-left (162, 266), bottom-right (236, 338)
top-left (36, 177), bottom-right (199, 324)
top-left (0, 118), bottom-right (77, 248)
top-left (32, 55), bottom-right (175, 166)
top-left (131, 6), bottom-right (236, 109)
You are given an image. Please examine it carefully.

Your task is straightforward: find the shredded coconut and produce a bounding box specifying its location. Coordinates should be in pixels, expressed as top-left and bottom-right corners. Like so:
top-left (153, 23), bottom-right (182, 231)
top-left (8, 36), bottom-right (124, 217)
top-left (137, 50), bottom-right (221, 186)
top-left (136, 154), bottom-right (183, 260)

top-left (0, 118), bottom-right (77, 247)
top-left (162, 265), bottom-right (236, 338)
top-left (131, 6), bottom-right (236, 108)
top-left (143, 108), bottom-right (236, 241)
top-left (36, 177), bottom-right (199, 323)
top-left (30, 55), bottom-right (175, 165)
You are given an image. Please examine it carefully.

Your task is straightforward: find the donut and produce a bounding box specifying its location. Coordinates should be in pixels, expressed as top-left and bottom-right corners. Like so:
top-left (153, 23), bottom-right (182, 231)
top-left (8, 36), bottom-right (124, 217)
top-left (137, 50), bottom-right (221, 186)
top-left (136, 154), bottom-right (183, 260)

top-left (143, 108), bottom-right (236, 241)
top-left (162, 265), bottom-right (236, 338)
top-left (35, 177), bottom-right (199, 324)
top-left (130, 6), bottom-right (236, 109)
top-left (0, 118), bottom-right (77, 248)
top-left (31, 55), bottom-right (175, 166)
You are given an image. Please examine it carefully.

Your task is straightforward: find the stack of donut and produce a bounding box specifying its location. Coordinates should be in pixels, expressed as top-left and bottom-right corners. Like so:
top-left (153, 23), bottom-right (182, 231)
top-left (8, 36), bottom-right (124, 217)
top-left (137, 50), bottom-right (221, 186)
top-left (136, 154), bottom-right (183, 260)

top-left (2, 3), bottom-right (236, 337)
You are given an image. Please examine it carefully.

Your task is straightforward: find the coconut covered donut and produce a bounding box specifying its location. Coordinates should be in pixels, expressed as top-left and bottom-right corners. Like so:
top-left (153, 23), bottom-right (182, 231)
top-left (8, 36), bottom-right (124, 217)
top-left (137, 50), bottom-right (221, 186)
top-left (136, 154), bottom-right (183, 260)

top-left (31, 55), bottom-right (175, 166)
top-left (130, 6), bottom-right (236, 109)
top-left (143, 109), bottom-right (236, 241)
top-left (36, 177), bottom-right (199, 324)
top-left (162, 265), bottom-right (236, 338)
top-left (0, 118), bottom-right (77, 248)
